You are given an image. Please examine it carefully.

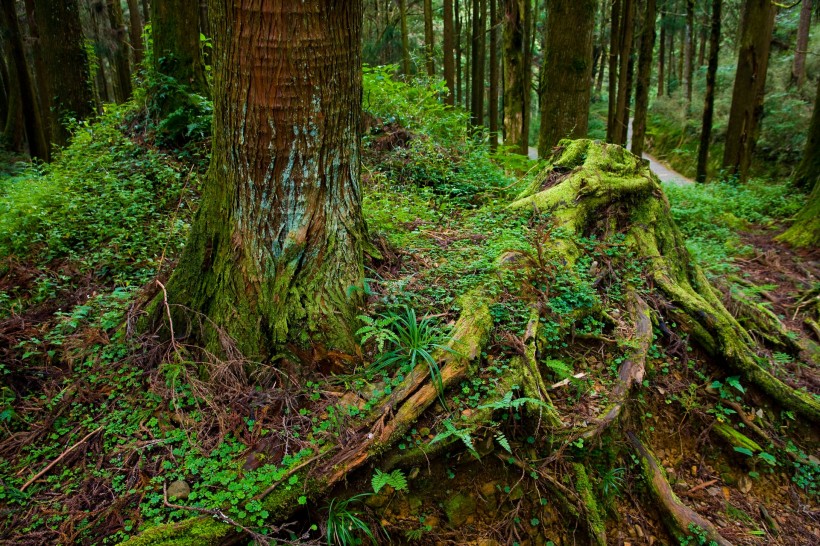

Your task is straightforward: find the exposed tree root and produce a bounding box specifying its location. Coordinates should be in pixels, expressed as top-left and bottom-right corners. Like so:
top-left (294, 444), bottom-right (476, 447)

top-left (121, 140), bottom-right (818, 545)
top-left (121, 290), bottom-right (494, 545)
top-left (628, 431), bottom-right (733, 546)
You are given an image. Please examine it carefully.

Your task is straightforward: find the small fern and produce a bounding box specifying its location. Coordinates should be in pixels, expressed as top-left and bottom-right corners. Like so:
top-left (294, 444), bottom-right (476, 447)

top-left (494, 431), bottom-right (512, 454)
top-left (544, 358), bottom-right (573, 380)
top-left (429, 419), bottom-right (479, 458)
top-left (356, 314), bottom-right (399, 353)
top-left (371, 468), bottom-right (408, 494)
top-left (478, 390), bottom-right (550, 411)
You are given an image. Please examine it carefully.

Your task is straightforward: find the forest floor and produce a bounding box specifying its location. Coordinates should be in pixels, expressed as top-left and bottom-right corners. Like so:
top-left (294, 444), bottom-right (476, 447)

top-left (0, 89), bottom-right (817, 546)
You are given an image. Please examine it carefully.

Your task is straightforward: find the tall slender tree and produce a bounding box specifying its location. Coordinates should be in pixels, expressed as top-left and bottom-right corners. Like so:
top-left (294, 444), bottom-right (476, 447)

top-left (683, 0), bottom-right (694, 107)
top-left (632, 0), bottom-right (657, 157)
top-left (158, 0), bottom-right (367, 360)
top-left (424, 0), bottom-right (435, 76)
top-left (126, 0), bottom-right (144, 67)
top-left (657, 4), bottom-right (666, 97)
top-left (538, 0), bottom-right (596, 155)
top-left (607, 0), bottom-right (623, 142)
top-left (108, 0), bottom-right (133, 101)
top-left (722, 0), bottom-right (775, 182)
top-left (696, 0), bottom-right (721, 182)
top-left (791, 0), bottom-right (812, 88)
top-left (400, 0), bottom-right (411, 75)
top-left (613, 0), bottom-right (635, 145)
top-left (503, 0), bottom-right (530, 153)
top-left (470, 0), bottom-right (486, 127)
top-left (489, 0), bottom-right (500, 149)
top-left (444, 0), bottom-right (456, 104)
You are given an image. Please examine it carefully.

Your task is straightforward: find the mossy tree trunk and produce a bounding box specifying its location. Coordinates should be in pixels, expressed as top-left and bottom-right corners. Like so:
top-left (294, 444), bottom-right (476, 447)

top-left (399, 0), bottom-right (410, 76)
top-left (777, 78), bottom-right (820, 247)
top-left (151, 0), bottom-right (207, 95)
top-left (156, 0), bottom-right (367, 362)
top-left (537, 0), bottom-right (596, 156)
top-left (722, 0), bottom-right (775, 183)
top-left (107, 0), bottom-right (133, 102)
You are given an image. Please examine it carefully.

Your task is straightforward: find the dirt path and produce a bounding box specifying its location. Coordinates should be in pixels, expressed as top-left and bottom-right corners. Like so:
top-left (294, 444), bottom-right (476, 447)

top-left (527, 123), bottom-right (694, 186)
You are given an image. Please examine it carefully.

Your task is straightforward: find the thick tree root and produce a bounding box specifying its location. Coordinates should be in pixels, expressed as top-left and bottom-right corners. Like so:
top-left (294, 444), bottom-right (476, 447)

top-left (582, 292), bottom-right (651, 439)
top-left (628, 431), bottom-right (733, 546)
top-left (512, 139), bottom-right (820, 423)
top-left (121, 290), bottom-right (493, 545)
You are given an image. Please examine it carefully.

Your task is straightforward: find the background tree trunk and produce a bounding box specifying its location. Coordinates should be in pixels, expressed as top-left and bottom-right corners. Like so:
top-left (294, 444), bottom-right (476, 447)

top-left (126, 0), bottom-right (144, 67)
top-left (0, 0), bottom-right (49, 160)
top-left (444, 0), bottom-right (456, 104)
top-left (161, 0), bottom-right (367, 362)
top-left (456, 0), bottom-right (463, 105)
top-left (722, 0), bottom-right (775, 183)
top-left (613, 0), bottom-right (635, 145)
top-left (607, 0), bottom-right (623, 142)
top-left (424, 0), bottom-right (435, 76)
top-left (696, 0), bottom-right (722, 182)
top-left (503, 0), bottom-right (529, 153)
top-left (489, 0), bottom-right (499, 149)
top-left (151, 0), bottom-right (207, 94)
top-left (0, 48), bottom-right (24, 151)
top-left (107, 0), bottom-right (133, 102)
top-left (790, 0), bottom-right (811, 88)
top-left (632, 0), bottom-right (657, 157)
top-left (658, 9), bottom-right (666, 97)
top-left (538, 0), bottom-right (596, 155)
top-left (470, 0), bottom-right (486, 127)
top-left (400, 0), bottom-right (411, 75)
top-left (33, 0), bottom-right (94, 147)
top-left (684, 0), bottom-right (694, 107)
top-left (792, 78), bottom-right (820, 191)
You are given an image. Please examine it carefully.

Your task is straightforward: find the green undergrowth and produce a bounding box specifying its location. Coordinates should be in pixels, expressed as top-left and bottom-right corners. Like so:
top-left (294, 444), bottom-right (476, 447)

top-left (662, 178), bottom-right (802, 275)
top-left (0, 104), bottom-right (197, 319)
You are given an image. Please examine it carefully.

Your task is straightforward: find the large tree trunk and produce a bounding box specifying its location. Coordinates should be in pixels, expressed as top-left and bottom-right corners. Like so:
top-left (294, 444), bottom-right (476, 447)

top-left (0, 48), bottom-right (24, 151)
top-left (156, 0), bottom-right (367, 362)
top-left (696, 0), bottom-right (722, 183)
top-left (791, 78), bottom-right (820, 192)
top-left (721, 0), bottom-right (775, 183)
top-left (470, 0), bottom-right (486, 127)
top-left (631, 0), bottom-right (657, 157)
top-left (503, 0), bottom-right (530, 153)
top-left (151, 0), bottom-right (208, 94)
top-left (443, 0), bottom-right (456, 104)
top-left (538, 0), bottom-right (595, 155)
top-left (790, 0), bottom-right (812, 88)
top-left (0, 0), bottom-right (49, 161)
top-left (489, 0), bottom-right (499, 149)
top-left (777, 80), bottom-right (819, 248)
top-left (424, 0), bottom-right (435, 76)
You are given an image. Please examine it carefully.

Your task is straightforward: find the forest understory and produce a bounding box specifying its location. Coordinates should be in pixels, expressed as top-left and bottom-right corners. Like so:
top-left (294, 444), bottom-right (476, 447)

top-left (0, 91), bottom-right (818, 546)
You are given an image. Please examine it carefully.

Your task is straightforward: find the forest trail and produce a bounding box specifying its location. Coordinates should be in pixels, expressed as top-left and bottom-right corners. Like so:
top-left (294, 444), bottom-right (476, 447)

top-left (528, 122), bottom-right (695, 186)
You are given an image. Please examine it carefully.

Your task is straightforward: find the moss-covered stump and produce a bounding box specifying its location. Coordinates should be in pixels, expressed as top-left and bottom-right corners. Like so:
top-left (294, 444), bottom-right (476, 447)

top-left (122, 140), bottom-right (818, 545)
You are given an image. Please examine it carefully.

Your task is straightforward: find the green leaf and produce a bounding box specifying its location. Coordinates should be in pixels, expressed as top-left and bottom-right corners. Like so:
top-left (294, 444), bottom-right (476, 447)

top-left (733, 447), bottom-right (754, 457)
